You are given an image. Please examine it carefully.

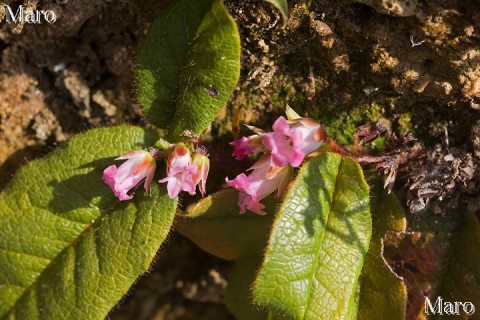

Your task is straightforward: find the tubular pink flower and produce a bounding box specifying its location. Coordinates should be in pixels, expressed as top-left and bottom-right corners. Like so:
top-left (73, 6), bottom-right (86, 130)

top-left (159, 145), bottom-right (198, 199)
top-left (225, 156), bottom-right (292, 215)
top-left (159, 164), bottom-right (198, 199)
top-left (102, 150), bottom-right (156, 201)
top-left (264, 116), bottom-right (326, 167)
top-left (230, 134), bottom-right (264, 160)
top-left (192, 151), bottom-right (210, 196)
top-left (263, 131), bottom-right (296, 168)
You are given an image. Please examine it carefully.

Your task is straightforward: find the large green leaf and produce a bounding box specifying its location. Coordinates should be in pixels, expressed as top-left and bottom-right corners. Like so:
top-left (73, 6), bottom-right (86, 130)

top-left (176, 189), bottom-right (276, 261)
top-left (265, 0), bottom-right (288, 26)
top-left (176, 189), bottom-right (277, 320)
top-left (433, 211), bottom-right (480, 318)
top-left (254, 153), bottom-right (372, 320)
top-left (356, 177), bottom-right (407, 320)
top-left (136, 0), bottom-right (241, 142)
top-left (0, 126), bottom-right (177, 319)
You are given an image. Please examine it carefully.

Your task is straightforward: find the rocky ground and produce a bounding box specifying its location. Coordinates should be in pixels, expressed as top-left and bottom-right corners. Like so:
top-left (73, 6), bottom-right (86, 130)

top-left (1, 0), bottom-right (479, 318)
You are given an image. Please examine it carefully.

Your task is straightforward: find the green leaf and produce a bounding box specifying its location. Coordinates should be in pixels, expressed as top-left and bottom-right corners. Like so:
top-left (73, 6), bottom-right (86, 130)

top-left (0, 126), bottom-right (177, 319)
top-left (356, 177), bottom-right (407, 320)
top-left (265, 0), bottom-right (288, 26)
top-left (254, 153), bottom-right (372, 320)
top-left (176, 189), bottom-right (276, 261)
top-left (176, 189), bottom-right (277, 320)
top-left (227, 257), bottom-right (269, 320)
top-left (433, 211), bottom-right (480, 318)
top-left (136, 0), bottom-right (241, 142)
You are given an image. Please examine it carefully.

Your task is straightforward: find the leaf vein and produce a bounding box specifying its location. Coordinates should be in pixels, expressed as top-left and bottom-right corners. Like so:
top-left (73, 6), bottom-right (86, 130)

top-left (303, 158), bottom-right (344, 319)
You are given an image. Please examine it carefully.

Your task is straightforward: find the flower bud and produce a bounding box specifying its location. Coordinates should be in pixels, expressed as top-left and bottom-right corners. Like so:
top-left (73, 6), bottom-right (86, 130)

top-left (229, 134), bottom-right (264, 160)
top-left (192, 151), bottom-right (210, 196)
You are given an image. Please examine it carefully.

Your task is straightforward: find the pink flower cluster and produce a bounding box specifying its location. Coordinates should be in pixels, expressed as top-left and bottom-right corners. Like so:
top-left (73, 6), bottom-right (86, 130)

top-left (103, 145), bottom-right (209, 201)
top-left (159, 145), bottom-right (209, 199)
top-left (226, 115), bottom-right (326, 215)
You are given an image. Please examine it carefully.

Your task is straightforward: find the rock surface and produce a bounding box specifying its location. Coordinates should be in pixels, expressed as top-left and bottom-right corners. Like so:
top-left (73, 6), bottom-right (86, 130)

top-left (355, 0), bottom-right (418, 16)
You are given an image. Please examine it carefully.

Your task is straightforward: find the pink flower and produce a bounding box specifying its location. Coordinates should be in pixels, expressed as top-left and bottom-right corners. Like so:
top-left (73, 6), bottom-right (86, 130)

top-left (230, 134), bottom-right (264, 160)
top-left (225, 156), bottom-right (292, 215)
top-left (103, 150), bottom-right (156, 201)
top-left (192, 150), bottom-right (210, 196)
top-left (159, 145), bottom-right (198, 199)
top-left (263, 116), bottom-right (326, 167)
top-left (227, 109), bottom-right (328, 214)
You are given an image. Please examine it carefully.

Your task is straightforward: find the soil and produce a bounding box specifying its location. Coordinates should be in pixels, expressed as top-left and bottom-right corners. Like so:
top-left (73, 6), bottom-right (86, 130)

top-left (1, 0), bottom-right (479, 319)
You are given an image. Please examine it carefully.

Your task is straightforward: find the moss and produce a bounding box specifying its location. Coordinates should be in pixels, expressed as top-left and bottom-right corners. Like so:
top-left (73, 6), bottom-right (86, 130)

top-left (395, 112), bottom-right (414, 136)
top-left (318, 103), bottom-right (383, 146)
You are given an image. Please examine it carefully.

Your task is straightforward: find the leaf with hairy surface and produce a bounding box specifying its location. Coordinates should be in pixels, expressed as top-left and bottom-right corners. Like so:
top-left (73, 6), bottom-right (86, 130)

top-left (254, 153), bottom-right (372, 320)
top-left (0, 126), bottom-right (177, 319)
top-left (356, 177), bottom-right (407, 320)
top-left (136, 0), bottom-right (240, 142)
top-left (176, 189), bottom-right (278, 320)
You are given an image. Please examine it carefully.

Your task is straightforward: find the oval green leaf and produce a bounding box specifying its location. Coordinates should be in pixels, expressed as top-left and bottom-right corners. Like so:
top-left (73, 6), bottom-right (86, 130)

top-left (227, 257), bottom-right (269, 320)
top-left (176, 189), bottom-right (277, 261)
top-left (136, 0), bottom-right (241, 142)
top-left (176, 189), bottom-right (278, 320)
top-left (356, 177), bottom-right (407, 320)
top-left (254, 153), bottom-right (372, 320)
top-left (0, 126), bottom-right (177, 319)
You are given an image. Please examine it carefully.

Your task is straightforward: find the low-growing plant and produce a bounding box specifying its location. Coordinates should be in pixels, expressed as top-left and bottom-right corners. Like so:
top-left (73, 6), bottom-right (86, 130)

top-left (1, 0), bottom-right (478, 320)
